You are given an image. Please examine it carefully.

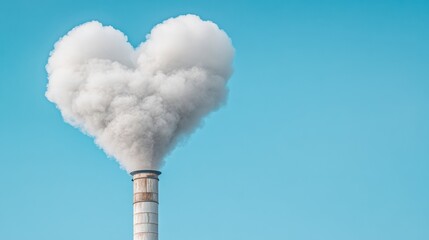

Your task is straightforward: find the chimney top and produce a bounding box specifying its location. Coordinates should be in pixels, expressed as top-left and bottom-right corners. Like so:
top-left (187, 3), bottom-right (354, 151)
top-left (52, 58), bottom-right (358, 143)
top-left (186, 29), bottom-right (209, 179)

top-left (130, 170), bottom-right (162, 176)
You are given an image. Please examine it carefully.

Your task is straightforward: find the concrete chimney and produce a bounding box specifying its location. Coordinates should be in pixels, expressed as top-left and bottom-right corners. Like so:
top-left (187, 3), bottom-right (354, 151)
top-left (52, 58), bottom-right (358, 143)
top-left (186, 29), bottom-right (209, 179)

top-left (131, 170), bottom-right (161, 240)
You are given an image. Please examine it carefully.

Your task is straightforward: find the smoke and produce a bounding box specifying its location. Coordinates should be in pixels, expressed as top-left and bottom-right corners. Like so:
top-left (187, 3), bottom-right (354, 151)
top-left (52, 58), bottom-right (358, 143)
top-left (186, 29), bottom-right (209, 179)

top-left (46, 15), bottom-right (234, 172)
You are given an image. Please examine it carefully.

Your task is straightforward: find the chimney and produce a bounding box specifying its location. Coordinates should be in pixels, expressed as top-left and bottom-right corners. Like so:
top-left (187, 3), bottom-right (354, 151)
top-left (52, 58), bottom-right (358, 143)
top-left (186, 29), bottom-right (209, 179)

top-left (131, 170), bottom-right (161, 240)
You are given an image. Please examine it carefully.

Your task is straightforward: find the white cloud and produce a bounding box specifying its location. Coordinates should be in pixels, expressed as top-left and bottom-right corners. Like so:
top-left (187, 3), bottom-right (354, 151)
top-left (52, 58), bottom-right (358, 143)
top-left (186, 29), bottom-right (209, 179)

top-left (46, 15), bottom-right (234, 172)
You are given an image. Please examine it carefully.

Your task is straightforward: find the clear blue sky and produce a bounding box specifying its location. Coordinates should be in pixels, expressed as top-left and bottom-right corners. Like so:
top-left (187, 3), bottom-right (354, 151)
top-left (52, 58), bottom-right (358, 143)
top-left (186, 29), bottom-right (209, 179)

top-left (1, 0), bottom-right (428, 239)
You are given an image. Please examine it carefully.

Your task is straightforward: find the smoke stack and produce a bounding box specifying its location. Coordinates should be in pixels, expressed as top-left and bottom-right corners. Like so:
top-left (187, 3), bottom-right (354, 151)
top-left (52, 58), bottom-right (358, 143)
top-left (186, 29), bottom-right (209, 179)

top-left (131, 170), bottom-right (161, 240)
top-left (45, 14), bottom-right (234, 239)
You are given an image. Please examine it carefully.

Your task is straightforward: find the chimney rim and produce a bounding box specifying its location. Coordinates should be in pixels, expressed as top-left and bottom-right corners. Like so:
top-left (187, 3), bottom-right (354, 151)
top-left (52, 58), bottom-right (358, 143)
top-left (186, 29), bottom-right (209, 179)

top-left (130, 170), bottom-right (162, 176)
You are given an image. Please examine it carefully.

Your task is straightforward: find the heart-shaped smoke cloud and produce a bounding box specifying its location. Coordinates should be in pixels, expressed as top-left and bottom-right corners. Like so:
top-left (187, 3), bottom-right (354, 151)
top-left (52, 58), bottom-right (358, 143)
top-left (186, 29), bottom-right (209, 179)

top-left (46, 15), bottom-right (234, 172)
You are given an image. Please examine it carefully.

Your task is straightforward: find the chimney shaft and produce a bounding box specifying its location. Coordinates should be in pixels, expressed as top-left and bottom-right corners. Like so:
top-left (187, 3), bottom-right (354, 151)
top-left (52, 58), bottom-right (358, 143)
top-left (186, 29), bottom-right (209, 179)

top-left (132, 170), bottom-right (161, 240)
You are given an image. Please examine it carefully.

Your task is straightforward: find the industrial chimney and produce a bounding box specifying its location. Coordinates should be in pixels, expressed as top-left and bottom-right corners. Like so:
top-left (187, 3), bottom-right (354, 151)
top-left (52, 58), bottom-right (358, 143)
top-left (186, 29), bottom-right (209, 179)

top-left (131, 170), bottom-right (161, 240)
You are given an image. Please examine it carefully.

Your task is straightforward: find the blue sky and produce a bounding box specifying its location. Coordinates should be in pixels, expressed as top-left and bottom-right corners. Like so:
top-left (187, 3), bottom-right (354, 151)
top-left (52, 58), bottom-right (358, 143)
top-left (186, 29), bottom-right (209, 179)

top-left (1, 0), bottom-right (428, 239)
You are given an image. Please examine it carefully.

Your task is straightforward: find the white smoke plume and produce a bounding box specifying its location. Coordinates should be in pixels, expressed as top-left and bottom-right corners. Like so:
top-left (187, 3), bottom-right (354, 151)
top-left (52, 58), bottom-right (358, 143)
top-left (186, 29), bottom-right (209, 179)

top-left (46, 15), bottom-right (234, 172)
